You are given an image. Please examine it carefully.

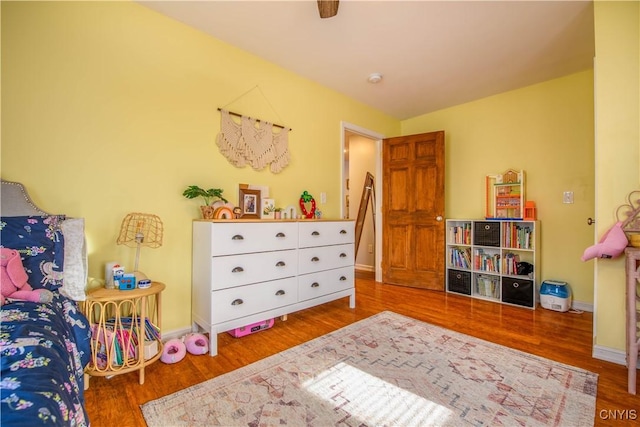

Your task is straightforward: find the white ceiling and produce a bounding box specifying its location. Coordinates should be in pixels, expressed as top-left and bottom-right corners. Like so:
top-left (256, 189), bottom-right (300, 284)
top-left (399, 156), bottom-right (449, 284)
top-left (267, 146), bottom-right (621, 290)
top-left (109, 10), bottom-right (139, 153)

top-left (138, 0), bottom-right (595, 120)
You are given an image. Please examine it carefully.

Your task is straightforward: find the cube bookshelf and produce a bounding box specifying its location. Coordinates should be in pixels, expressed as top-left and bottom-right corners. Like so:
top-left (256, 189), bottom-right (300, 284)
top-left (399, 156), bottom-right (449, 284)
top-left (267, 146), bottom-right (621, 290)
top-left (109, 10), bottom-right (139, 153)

top-left (445, 219), bottom-right (540, 309)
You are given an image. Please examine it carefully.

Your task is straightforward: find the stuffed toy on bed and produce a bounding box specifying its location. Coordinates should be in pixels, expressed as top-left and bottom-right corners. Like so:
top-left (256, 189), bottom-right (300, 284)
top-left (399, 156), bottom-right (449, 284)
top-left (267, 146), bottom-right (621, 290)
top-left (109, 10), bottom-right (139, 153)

top-left (581, 221), bottom-right (629, 261)
top-left (1, 247), bottom-right (53, 305)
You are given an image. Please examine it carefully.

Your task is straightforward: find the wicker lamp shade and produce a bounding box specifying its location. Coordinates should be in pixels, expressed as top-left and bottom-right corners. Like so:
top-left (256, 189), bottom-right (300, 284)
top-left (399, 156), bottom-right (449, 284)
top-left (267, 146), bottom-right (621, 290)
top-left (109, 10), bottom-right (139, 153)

top-left (116, 213), bottom-right (163, 281)
top-left (117, 213), bottom-right (163, 248)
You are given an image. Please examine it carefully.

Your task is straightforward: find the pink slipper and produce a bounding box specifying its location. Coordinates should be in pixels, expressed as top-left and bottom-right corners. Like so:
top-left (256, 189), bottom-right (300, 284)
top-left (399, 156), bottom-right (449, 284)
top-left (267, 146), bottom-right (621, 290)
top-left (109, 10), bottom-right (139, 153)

top-left (184, 333), bottom-right (209, 355)
top-left (160, 338), bottom-right (186, 364)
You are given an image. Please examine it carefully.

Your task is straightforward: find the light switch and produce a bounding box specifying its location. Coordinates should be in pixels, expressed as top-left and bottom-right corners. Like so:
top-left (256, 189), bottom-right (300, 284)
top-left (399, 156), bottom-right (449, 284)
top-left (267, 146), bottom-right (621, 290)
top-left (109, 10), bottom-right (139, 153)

top-left (563, 191), bottom-right (574, 204)
top-left (320, 192), bottom-right (327, 204)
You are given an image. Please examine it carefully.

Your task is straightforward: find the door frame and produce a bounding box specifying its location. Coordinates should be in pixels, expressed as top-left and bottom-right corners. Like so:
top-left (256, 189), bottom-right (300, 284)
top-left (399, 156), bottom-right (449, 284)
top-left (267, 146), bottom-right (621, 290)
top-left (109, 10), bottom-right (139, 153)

top-left (341, 121), bottom-right (385, 282)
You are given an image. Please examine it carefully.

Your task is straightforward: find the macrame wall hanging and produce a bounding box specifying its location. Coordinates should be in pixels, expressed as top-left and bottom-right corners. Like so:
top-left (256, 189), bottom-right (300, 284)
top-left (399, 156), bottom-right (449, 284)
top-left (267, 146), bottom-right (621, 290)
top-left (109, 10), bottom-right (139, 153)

top-left (216, 86), bottom-right (291, 173)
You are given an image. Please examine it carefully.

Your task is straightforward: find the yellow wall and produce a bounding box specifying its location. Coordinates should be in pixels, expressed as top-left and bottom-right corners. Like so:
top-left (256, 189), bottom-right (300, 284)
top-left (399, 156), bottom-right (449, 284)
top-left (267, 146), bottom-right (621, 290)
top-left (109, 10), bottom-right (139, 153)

top-left (593, 0), bottom-right (640, 351)
top-left (3, 1), bottom-right (635, 357)
top-left (1, 1), bottom-right (400, 332)
top-left (402, 71), bottom-right (596, 305)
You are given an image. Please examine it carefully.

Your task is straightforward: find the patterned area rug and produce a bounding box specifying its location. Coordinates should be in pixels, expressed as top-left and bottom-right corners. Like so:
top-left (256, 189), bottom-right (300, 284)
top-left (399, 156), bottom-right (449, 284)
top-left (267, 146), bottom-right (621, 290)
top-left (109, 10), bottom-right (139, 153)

top-left (141, 311), bottom-right (597, 426)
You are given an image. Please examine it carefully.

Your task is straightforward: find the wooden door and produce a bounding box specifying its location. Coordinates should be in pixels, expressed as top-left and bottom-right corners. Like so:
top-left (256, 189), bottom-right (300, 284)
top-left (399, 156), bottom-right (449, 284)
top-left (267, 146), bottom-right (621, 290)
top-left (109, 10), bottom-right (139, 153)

top-left (382, 131), bottom-right (445, 290)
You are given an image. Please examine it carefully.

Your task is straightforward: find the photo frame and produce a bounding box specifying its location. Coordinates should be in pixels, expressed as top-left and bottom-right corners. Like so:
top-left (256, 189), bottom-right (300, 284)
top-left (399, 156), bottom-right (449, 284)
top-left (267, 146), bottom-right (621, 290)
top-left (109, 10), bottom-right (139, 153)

top-left (262, 198), bottom-right (275, 219)
top-left (239, 188), bottom-right (261, 219)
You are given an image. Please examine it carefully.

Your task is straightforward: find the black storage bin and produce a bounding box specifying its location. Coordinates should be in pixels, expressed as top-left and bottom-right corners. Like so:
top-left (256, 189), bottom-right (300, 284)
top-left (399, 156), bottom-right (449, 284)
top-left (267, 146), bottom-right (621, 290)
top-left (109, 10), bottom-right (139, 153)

top-left (473, 221), bottom-right (501, 247)
top-left (448, 269), bottom-right (471, 295)
top-left (502, 277), bottom-right (534, 307)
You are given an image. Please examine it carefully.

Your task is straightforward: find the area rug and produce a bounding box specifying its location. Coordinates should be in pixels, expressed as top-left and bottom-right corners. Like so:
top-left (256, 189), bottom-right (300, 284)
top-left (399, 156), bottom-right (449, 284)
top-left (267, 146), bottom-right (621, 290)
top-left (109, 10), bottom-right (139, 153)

top-left (141, 311), bottom-right (597, 426)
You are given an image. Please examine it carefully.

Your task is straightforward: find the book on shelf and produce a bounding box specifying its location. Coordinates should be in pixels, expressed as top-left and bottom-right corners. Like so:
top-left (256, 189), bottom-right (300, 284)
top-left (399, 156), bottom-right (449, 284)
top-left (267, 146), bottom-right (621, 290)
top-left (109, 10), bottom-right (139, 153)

top-left (503, 252), bottom-right (521, 275)
top-left (448, 223), bottom-right (471, 245)
top-left (476, 275), bottom-right (499, 298)
top-left (473, 248), bottom-right (501, 273)
top-left (502, 222), bottom-right (533, 249)
top-left (449, 247), bottom-right (471, 269)
top-left (92, 317), bottom-right (161, 366)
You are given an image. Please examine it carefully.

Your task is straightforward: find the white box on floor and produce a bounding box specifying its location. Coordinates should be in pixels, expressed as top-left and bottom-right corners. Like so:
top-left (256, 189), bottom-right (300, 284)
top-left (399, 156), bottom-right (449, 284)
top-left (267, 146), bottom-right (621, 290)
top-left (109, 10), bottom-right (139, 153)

top-left (144, 340), bottom-right (158, 360)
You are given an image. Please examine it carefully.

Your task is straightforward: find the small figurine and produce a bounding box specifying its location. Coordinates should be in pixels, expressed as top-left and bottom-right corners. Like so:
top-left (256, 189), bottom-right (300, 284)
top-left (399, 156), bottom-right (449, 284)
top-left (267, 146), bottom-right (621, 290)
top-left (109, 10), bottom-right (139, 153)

top-left (299, 191), bottom-right (316, 219)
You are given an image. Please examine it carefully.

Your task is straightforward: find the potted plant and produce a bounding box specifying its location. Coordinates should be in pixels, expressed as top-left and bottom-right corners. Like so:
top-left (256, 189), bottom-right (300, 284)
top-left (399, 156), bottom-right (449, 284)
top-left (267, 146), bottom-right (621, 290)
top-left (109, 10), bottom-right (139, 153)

top-left (274, 207), bottom-right (283, 219)
top-left (182, 185), bottom-right (228, 219)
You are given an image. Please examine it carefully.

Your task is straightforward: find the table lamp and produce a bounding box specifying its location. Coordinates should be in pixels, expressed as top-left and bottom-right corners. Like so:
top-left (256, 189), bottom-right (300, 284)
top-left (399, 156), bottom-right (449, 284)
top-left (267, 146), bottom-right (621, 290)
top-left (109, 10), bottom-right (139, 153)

top-left (116, 212), bottom-right (163, 283)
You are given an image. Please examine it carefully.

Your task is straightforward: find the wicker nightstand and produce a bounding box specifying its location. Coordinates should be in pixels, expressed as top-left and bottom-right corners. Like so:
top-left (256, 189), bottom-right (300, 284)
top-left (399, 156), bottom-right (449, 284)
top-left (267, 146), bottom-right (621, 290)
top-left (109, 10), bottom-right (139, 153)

top-left (83, 282), bottom-right (165, 388)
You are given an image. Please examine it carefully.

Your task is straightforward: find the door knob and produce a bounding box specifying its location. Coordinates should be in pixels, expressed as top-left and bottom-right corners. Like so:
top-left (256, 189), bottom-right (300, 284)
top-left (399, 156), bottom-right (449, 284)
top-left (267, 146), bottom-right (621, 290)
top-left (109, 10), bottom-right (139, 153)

top-left (587, 217), bottom-right (595, 225)
top-left (436, 216), bottom-right (443, 221)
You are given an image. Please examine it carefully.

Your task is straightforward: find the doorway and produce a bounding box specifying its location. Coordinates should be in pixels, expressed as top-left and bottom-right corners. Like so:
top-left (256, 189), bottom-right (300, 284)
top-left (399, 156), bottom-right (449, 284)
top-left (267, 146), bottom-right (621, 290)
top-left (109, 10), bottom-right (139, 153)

top-left (341, 122), bottom-right (384, 282)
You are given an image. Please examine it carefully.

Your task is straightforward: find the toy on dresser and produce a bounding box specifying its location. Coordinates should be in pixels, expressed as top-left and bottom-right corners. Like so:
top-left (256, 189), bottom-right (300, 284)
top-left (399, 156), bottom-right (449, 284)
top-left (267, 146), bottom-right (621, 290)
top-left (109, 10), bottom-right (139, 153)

top-left (0, 247), bottom-right (53, 305)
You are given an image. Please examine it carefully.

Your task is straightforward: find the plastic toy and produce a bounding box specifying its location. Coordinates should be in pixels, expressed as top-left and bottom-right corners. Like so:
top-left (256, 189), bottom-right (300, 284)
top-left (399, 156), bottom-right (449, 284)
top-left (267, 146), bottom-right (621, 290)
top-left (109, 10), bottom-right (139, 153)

top-left (581, 221), bottom-right (628, 261)
top-left (1, 248), bottom-right (53, 305)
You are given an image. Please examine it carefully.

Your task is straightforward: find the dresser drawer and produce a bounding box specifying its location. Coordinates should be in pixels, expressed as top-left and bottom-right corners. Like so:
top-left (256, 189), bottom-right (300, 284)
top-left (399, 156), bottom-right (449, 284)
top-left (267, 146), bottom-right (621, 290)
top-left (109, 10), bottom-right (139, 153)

top-left (208, 222), bottom-right (298, 256)
top-left (211, 249), bottom-right (297, 290)
top-left (298, 221), bottom-right (354, 248)
top-left (211, 277), bottom-right (298, 323)
top-left (298, 266), bottom-right (354, 302)
top-left (298, 244), bottom-right (354, 275)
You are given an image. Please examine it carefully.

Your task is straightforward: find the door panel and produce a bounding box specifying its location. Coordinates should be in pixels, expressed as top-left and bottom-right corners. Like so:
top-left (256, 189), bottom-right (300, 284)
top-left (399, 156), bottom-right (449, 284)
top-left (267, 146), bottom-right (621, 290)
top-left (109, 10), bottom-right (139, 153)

top-left (388, 225), bottom-right (409, 269)
top-left (382, 131), bottom-right (445, 290)
top-left (388, 168), bottom-right (408, 211)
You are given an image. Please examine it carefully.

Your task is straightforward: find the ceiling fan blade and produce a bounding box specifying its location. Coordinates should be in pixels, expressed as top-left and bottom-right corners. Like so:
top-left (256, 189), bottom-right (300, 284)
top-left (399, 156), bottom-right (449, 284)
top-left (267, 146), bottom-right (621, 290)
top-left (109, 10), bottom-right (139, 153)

top-left (317, 0), bottom-right (339, 19)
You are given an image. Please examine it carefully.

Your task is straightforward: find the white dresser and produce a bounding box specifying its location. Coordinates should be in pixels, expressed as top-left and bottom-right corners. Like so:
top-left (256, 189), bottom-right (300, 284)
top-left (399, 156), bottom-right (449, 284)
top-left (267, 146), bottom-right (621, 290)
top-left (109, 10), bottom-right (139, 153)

top-left (192, 219), bottom-right (355, 356)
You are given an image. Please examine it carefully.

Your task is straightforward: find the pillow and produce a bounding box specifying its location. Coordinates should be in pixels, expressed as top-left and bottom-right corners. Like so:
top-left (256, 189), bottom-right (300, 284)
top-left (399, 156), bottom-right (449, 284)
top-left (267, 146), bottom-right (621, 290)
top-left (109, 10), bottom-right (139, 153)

top-left (60, 218), bottom-right (88, 301)
top-left (0, 215), bottom-right (65, 291)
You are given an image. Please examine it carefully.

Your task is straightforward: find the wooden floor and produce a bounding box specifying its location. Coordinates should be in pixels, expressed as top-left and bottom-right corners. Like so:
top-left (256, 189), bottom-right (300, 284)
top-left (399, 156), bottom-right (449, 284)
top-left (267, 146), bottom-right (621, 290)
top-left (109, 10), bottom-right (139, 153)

top-left (84, 272), bottom-right (639, 426)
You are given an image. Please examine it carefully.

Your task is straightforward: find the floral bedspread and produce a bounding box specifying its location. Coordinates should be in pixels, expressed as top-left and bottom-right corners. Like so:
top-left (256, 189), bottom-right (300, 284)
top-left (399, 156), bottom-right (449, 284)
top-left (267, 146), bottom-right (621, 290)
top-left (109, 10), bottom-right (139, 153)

top-left (0, 292), bottom-right (91, 426)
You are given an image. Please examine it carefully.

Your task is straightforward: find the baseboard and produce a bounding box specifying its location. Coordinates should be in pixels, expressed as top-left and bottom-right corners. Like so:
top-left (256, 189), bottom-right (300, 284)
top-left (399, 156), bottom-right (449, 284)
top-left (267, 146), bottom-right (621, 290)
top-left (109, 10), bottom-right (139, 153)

top-left (162, 327), bottom-right (193, 342)
top-left (572, 300), bottom-right (593, 313)
top-left (355, 264), bottom-right (374, 272)
top-left (593, 344), bottom-right (627, 366)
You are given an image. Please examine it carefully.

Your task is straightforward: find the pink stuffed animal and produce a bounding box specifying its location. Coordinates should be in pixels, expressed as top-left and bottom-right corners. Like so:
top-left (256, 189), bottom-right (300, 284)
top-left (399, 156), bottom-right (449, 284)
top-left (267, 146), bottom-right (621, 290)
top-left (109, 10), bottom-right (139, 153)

top-left (1, 248), bottom-right (53, 305)
top-left (581, 221), bottom-right (629, 261)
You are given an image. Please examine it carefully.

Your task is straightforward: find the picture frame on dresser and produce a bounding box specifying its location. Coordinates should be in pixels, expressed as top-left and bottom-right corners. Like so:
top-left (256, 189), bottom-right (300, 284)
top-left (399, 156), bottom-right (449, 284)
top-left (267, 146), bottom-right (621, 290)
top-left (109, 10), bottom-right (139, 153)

top-left (239, 188), bottom-right (261, 219)
top-left (261, 198), bottom-right (275, 219)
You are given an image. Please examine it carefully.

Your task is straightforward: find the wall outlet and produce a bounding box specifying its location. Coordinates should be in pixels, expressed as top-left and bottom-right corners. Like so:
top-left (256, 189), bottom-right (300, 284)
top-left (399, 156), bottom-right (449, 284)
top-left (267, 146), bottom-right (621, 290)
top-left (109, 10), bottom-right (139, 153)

top-left (563, 191), bottom-right (574, 204)
top-left (368, 243), bottom-right (374, 253)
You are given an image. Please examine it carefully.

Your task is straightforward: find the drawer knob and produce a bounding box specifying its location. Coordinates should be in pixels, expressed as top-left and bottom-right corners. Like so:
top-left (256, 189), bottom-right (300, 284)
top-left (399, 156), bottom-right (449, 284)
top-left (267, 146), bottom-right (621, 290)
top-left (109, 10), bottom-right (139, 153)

top-left (232, 266), bottom-right (244, 273)
top-left (311, 256), bottom-right (320, 262)
top-left (512, 282), bottom-right (520, 288)
top-left (275, 290), bottom-right (286, 296)
top-left (339, 253), bottom-right (347, 258)
top-left (311, 282), bottom-right (320, 288)
top-left (276, 261), bottom-right (286, 267)
top-left (312, 231), bottom-right (320, 236)
top-left (231, 298), bottom-right (244, 306)
top-left (276, 232), bottom-right (286, 238)
top-left (232, 234), bottom-right (244, 240)
top-left (340, 229), bottom-right (347, 234)
top-left (339, 276), bottom-right (347, 281)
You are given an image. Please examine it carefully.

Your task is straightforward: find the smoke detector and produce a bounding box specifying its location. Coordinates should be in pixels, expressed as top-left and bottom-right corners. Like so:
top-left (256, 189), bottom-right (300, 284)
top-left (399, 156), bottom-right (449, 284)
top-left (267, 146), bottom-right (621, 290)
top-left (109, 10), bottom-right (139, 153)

top-left (367, 73), bottom-right (383, 84)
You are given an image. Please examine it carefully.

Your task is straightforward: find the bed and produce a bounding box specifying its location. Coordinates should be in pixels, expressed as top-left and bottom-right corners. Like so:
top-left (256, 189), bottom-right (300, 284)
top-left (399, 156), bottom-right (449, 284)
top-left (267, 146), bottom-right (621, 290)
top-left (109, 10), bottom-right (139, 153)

top-left (0, 180), bottom-right (92, 426)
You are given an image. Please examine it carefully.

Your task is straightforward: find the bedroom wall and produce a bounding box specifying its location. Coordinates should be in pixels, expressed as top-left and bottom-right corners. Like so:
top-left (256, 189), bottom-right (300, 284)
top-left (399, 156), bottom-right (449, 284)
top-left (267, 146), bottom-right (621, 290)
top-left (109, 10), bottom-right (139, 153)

top-left (0, 1), bottom-right (400, 332)
top-left (592, 0), bottom-right (639, 358)
top-left (402, 71), bottom-right (596, 307)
